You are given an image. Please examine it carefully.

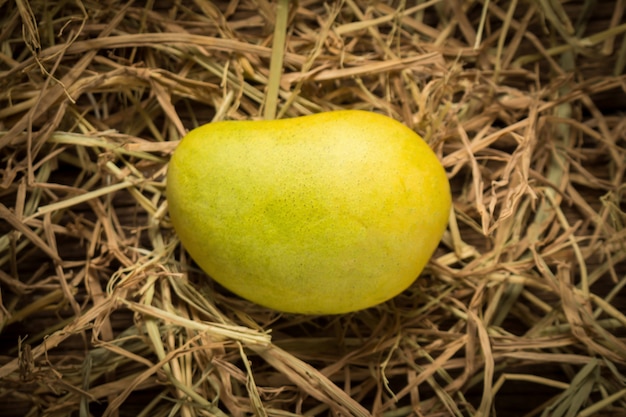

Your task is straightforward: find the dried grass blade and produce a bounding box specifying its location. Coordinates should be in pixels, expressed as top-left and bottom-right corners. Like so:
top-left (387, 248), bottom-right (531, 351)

top-left (540, 359), bottom-right (600, 417)
top-left (578, 388), bottom-right (626, 417)
top-left (121, 299), bottom-right (271, 346)
top-left (0, 203), bottom-right (62, 263)
top-left (250, 345), bottom-right (371, 417)
top-left (33, 181), bottom-right (134, 218)
top-left (263, 0), bottom-right (289, 120)
top-left (238, 343), bottom-right (268, 417)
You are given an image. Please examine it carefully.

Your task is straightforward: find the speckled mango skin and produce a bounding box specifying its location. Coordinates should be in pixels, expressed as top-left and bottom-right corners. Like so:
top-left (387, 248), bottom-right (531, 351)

top-left (166, 110), bottom-right (451, 314)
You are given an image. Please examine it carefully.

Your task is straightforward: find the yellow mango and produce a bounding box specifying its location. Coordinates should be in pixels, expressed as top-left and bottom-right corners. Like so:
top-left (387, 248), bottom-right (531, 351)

top-left (166, 110), bottom-right (450, 314)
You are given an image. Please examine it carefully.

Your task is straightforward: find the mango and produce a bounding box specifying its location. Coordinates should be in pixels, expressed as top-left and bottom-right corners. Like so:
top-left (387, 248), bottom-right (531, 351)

top-left (166, 110), bottom-right (450, 314)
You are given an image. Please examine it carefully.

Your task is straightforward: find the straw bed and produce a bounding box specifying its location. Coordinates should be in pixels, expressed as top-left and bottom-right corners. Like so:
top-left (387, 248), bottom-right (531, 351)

top-left (1, 1), bottom-right (625, 416)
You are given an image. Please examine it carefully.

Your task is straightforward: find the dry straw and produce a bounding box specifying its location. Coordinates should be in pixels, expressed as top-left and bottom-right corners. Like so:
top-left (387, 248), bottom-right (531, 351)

top-left (1, 0), bottom-right (625, 416)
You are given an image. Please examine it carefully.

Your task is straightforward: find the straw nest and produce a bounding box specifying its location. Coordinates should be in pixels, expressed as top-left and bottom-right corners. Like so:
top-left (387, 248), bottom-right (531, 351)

top-left (1, 1), bottom-right (625, 416)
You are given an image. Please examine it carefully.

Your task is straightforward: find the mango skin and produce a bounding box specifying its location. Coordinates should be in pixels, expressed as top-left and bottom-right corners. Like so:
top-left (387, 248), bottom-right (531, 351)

top-left (166, 110), bottom-right (451, 314)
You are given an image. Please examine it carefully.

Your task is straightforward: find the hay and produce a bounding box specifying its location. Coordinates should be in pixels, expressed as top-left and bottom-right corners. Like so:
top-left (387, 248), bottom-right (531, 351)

top-left (1, 0), bottom-right (625, 416)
